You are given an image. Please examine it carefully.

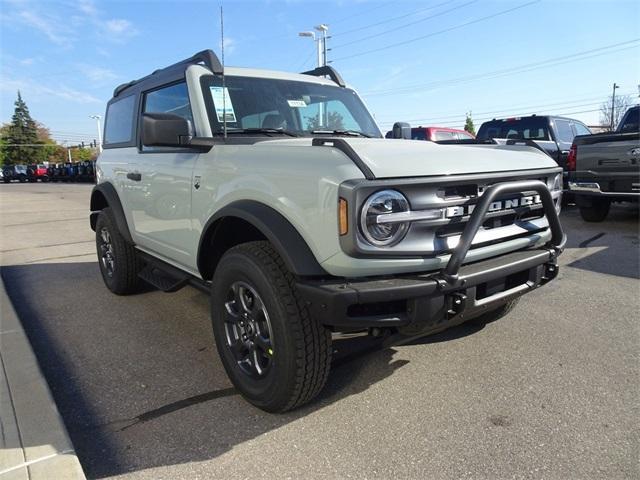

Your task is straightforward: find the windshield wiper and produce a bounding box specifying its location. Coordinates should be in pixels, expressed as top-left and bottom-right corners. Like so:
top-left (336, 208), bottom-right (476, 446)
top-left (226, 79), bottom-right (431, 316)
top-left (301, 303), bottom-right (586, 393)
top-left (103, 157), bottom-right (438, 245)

top-left (311, 129), bottom-right (372, 138)
top-left (215, 128), bottom-right (299, 137)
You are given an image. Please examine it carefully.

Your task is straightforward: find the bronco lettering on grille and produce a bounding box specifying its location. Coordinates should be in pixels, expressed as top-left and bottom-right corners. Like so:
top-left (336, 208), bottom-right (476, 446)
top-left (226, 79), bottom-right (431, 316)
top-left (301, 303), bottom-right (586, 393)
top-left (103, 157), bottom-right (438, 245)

top-left (445, 194), bottom-right (542, 218)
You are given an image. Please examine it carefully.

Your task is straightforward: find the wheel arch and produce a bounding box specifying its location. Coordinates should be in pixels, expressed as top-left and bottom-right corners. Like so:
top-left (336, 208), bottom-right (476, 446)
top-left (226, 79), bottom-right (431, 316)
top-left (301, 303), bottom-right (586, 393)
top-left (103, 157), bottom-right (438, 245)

top-left (89, 182), bottom-right (134, 244)
top-left (197, 200), bottom-right (327, 280)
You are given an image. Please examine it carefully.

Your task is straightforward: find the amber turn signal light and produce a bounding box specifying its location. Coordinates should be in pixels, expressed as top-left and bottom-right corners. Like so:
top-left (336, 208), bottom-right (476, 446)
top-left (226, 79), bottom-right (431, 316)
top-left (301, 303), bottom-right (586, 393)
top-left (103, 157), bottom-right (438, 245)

top-left (339, 198), bottom-right (348, 235)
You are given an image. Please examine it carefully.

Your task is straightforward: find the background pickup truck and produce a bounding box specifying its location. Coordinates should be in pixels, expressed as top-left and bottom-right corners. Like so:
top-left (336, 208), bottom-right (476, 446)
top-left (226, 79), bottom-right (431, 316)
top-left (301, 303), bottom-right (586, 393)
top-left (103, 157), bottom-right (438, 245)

top-left (568, 105), bottom-right (640, 222)
top-left (476, 115), bottom-right (592, 192)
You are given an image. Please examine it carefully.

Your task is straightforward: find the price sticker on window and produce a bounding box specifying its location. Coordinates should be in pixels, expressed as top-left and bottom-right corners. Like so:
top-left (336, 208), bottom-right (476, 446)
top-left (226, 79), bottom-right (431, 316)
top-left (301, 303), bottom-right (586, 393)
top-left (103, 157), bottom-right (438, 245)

top-left (209, 86), bottom-right (237, 123)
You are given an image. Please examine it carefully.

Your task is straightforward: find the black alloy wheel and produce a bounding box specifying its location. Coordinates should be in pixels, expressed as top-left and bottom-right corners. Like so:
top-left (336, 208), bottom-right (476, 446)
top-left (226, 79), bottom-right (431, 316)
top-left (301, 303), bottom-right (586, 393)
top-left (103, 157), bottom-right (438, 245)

top-left (223, 281), bottom-right (274, 377)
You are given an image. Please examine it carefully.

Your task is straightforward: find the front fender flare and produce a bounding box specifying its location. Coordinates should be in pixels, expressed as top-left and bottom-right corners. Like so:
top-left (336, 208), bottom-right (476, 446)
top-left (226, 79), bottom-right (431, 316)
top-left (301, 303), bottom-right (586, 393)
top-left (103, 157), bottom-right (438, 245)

top-left (90, 182), bottom-right (134, 244)
top-left (198, 200), bottom-right (327, 277)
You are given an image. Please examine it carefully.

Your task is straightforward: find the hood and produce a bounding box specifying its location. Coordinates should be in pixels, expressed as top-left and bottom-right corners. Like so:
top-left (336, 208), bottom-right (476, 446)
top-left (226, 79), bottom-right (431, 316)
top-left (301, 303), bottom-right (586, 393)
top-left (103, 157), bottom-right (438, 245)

top-left (261, 138), bottom-right (558, 178)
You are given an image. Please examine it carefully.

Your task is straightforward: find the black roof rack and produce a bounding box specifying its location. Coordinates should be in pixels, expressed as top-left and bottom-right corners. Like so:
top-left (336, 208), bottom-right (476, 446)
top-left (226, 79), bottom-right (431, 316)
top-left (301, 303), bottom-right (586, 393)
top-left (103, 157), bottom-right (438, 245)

top-left (113, 49), bottom-right (224, 98)
top-left (301, 66), bottom-right (345, 88)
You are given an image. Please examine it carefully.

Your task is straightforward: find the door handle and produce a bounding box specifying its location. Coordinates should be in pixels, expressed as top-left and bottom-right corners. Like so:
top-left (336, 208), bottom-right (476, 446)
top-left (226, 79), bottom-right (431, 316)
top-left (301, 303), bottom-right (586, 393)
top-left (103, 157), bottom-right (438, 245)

top-left (127, 172), bottom-right (141, 181)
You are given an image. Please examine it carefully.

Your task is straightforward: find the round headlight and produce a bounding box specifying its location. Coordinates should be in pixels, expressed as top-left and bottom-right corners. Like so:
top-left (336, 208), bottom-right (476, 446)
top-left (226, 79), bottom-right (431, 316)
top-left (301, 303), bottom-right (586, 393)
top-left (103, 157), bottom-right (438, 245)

top-left (360, 190), bottom-right (410, 246)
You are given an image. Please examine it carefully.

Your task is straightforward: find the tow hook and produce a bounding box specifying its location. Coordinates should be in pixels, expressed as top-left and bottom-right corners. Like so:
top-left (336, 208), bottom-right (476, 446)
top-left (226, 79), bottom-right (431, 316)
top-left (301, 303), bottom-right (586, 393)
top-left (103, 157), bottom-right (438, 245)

top-left (447, 292), bottom-right (467, 317)
top-left (542, 262), bottom-right (559, 282)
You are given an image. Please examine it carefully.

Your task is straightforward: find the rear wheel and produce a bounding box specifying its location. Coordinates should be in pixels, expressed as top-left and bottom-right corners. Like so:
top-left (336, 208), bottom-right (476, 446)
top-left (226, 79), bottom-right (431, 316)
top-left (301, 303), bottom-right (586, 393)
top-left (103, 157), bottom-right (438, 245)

top-left (579, 198), bottom-right (610, 222)
top-left (95, 207), bottom-right (143, 295)
top-left (211, 241), bottom-right (332, 412)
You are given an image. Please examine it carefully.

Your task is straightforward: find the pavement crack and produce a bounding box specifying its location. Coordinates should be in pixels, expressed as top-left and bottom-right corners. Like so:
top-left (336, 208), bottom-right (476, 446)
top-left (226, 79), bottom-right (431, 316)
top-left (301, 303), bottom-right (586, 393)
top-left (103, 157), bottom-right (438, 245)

top-left (579, 232), bottom-right (605, 248)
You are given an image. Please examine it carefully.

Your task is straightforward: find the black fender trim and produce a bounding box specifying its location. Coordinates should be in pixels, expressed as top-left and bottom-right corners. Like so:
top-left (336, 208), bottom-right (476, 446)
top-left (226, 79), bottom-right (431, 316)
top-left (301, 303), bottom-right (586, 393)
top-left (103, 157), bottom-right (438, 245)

top-left (90, 183), bottom-right (134, 244)
top-left (198, 200), bottom-right (327, 277)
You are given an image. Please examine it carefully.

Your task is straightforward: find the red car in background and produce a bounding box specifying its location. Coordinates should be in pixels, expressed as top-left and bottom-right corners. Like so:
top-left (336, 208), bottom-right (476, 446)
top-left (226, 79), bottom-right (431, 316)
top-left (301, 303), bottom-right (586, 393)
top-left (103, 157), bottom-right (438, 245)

top-left (27, 164), bottom-right (50, 182)
top-left (411, 126), bottom-right (475, 141)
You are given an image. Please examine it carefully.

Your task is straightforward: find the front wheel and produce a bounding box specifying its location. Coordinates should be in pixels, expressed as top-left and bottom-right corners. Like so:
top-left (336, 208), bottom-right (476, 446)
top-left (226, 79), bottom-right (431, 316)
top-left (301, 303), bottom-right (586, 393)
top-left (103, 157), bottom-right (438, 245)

top-left (579, 199), bottom-right (610, 222)
top-left (211, 241), bottom-right (332, 413)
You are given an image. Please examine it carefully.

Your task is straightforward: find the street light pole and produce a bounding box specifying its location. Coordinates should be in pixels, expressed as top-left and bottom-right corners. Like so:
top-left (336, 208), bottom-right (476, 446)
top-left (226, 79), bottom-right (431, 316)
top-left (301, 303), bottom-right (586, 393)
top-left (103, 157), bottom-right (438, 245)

top-left (610, 83), bottom-right (619, 131)
top-left (90, 115), bottom-right (103, 153)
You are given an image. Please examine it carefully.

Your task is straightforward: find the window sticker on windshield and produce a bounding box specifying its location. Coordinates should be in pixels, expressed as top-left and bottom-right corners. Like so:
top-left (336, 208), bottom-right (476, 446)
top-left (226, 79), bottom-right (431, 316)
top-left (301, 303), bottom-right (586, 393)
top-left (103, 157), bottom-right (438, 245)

top-left (287, 99), bottom-right (307, 108)
top-left (209, 86), bottom-right (237, 123)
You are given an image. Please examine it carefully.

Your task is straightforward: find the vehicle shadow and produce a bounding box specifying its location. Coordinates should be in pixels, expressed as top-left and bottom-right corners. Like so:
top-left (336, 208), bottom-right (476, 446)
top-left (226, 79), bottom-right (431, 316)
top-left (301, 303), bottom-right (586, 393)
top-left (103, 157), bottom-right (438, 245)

top-left (0, 261), bottom-right (486, 479)
top-left (561, 204), bottom-right (639, 279)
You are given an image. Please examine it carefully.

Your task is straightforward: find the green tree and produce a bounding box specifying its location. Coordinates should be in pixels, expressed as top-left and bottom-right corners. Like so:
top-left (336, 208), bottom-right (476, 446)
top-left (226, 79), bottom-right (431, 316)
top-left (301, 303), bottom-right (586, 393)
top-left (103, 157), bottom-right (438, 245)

top-left (305, 111), bottom-right (345, 131)
top-left (2, 92), bottom-right (40, 166)
top-left (464, 111), bottom-right (476, 136)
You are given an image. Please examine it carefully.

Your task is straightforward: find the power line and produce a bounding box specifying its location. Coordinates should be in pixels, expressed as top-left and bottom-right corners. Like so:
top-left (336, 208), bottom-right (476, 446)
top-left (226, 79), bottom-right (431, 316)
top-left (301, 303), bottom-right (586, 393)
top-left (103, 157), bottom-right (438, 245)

top-left (362, 40), bottom-right (639, 97)
top-left (377, 91), bottom-right (637, 123)
top-left (331, 0), bottom-right (458, 39)
top-left (332, 0), bottom-right (477, 49)
top-left (332, 0), bottom-right (540, 62)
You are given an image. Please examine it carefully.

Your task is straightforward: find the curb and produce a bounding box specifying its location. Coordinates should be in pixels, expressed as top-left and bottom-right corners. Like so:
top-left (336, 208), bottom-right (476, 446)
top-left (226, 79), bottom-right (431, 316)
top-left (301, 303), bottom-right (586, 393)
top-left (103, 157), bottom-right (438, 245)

top-left (0, 276), bottom-right (85, 480)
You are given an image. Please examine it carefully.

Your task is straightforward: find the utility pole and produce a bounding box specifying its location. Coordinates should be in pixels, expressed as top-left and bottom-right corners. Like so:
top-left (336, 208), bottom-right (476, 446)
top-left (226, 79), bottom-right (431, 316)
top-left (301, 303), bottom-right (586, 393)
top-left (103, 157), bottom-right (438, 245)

top-left (610, 83), bottom-right (619, 131)
top-left (315, 24), bottom-right (329, 67)
top-left (90, 115), bottom-right (103, 153)
top-left (298, 24), bottom-right (329, 68)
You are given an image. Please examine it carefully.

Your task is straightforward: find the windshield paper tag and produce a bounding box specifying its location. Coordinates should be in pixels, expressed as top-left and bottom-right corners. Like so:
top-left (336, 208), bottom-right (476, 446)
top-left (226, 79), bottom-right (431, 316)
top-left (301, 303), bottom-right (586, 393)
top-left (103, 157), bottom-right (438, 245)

top-left (287, 99), bottom-right (307, 108)
top-left (209, 86), bottom-right (237, 123)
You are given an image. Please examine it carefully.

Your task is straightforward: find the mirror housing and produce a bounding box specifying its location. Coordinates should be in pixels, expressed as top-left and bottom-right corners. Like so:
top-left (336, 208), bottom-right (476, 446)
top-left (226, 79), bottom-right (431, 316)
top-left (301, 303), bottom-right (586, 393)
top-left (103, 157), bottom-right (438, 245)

top-left (392, 122), bottom-right (411, 139)
top-left (141, 113), bottom-right (193, 148)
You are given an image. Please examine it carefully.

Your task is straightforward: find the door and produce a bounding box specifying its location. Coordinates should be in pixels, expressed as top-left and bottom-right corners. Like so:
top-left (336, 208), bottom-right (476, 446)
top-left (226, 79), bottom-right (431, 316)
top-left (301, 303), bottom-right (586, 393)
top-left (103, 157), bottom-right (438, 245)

top-left (129, 82), bottom-right (199, 268)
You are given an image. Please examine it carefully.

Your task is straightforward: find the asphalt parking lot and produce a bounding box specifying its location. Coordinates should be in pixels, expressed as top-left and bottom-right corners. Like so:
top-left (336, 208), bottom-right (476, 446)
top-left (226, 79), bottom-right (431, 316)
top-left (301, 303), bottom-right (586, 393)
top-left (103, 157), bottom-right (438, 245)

top-left (1, 182), bottom-right (638, 480)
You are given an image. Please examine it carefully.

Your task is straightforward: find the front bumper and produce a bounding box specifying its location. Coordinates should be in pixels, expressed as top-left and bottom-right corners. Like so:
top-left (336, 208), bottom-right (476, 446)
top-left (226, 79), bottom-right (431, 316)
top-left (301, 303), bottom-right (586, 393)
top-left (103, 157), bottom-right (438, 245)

top-left (298, 179), bottom-right (566, 330)
top-left (298, 243), bottom-right (563, 329)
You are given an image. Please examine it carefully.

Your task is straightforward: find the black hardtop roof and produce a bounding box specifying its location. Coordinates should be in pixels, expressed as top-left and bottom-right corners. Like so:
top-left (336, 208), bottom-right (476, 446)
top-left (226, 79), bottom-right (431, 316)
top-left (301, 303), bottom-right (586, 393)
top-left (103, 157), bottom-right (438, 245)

top-left (111, 49), bottom-right (346, 100)
top-left (112, 50), bottom-right (223, 99)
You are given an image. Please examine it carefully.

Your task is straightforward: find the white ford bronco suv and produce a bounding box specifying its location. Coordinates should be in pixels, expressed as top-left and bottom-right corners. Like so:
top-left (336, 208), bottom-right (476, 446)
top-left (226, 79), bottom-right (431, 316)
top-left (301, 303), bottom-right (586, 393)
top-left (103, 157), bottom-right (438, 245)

top-left (91, 50), bottom-right (566, 412)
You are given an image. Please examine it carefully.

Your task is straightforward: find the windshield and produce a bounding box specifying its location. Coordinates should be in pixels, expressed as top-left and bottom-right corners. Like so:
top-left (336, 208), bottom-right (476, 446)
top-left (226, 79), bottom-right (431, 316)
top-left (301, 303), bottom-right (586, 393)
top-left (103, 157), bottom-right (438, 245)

top-left (201, 75), bottom-right (382, 138)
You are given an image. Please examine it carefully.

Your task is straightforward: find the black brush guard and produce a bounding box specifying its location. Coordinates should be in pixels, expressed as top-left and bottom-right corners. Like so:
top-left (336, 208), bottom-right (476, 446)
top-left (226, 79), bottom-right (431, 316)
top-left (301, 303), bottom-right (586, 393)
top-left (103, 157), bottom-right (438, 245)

top-left (297, 180), bottom-right (566, 329)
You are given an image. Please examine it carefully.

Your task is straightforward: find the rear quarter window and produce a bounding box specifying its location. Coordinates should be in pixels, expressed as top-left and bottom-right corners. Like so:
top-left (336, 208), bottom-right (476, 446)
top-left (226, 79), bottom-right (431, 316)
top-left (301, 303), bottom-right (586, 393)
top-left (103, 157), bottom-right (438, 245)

top-left (104, 95), bottom-right (136, 145)
top-left (554, 119), bottom-right (574, 143)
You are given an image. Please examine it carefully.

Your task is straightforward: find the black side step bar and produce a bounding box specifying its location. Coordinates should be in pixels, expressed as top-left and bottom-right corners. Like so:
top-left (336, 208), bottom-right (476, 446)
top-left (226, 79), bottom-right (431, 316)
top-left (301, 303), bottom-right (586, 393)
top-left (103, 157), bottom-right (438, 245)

top-left (137, 252), bottom-right (205, 293)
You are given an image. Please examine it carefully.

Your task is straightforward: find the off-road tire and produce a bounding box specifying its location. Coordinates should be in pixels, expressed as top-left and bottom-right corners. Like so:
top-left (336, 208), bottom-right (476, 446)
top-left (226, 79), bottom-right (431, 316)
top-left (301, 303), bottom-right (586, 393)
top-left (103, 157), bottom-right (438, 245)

top-left (95, 207), bottom-right (143, 295)
top-left (211, 241), bottom-right (332, 413)
top-left (579, 199), bottom-right (610, 222)
top-left (472, 298), bottom-right (520, 325)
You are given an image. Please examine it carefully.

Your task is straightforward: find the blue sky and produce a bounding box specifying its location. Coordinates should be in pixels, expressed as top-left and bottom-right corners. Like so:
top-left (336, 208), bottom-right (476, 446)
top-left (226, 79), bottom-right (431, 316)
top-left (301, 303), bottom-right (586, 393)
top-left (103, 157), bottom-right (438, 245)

top-left (1, 0), bottom-right (638, 144)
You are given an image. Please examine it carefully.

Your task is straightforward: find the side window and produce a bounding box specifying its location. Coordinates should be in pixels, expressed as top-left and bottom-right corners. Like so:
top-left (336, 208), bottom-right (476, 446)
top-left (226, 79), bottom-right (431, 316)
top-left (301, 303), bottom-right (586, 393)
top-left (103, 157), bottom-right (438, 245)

top-left (555, 119), bottom-right (574, 143)
top-left (573, 122), bottom-right (591, 136)
top-left (104, 95), bottom-right (135, 145)
top-left (144, 82), bottom-right (193, 123)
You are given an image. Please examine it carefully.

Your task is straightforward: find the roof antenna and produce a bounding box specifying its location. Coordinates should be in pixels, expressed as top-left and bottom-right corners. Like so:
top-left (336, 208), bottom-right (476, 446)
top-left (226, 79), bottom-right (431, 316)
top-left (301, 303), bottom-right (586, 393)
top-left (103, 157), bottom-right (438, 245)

top-left (220, 4), bottom-right (227, 139)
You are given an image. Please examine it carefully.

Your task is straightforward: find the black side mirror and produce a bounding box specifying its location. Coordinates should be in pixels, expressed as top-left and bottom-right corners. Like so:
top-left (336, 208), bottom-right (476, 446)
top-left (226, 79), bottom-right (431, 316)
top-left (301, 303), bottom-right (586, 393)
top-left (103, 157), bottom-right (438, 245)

top-left (392, 122), bottom-right (411, 139)
top-left (141, 113), bottom-right (193, 147)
